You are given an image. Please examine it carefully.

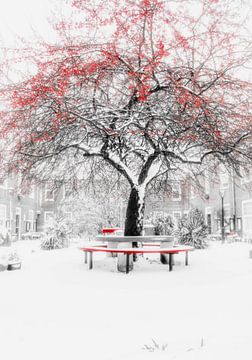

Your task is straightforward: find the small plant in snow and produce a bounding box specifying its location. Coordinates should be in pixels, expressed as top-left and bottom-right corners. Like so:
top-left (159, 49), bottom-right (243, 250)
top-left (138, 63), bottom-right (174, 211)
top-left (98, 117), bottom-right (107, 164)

top-left (177, 208), bottom-right (208, 249)
top-left (41, 215), bottom-right (72, 250)
top-left (142, 339), bottom-right (168, 352)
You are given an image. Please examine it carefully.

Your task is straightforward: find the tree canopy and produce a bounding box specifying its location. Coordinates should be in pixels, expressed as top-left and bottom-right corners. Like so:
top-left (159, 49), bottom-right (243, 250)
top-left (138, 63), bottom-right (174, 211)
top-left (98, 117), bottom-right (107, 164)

top-left (1, 0), bottom-right (252, 234)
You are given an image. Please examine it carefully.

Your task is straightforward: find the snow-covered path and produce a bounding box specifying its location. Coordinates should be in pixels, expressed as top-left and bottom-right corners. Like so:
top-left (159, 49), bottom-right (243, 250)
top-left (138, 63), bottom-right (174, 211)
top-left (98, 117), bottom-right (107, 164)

top-left (1, 240), bottom-right (252, 360)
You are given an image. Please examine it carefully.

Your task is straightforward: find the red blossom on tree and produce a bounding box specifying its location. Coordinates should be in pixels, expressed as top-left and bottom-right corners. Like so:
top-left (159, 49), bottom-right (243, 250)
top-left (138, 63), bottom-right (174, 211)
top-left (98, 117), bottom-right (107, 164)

top-left (0, 0), bottom-right (252, 236)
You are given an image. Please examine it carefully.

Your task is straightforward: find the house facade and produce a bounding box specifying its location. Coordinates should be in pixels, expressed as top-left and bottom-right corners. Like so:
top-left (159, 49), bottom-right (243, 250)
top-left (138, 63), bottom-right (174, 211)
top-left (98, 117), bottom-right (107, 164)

top-left (0, 175), bottom-right (41, 240)
top-left (1, 168), bottom-right (252, 240)
top-left (145, 180), bottom-right (190, 228)
top-left (189, 167), bottom-right (252, 238)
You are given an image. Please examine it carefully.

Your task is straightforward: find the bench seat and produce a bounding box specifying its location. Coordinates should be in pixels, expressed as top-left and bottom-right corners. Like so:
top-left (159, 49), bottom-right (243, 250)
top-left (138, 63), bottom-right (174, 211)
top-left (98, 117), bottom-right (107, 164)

top-left (80, 244), bottom-right (194, 273)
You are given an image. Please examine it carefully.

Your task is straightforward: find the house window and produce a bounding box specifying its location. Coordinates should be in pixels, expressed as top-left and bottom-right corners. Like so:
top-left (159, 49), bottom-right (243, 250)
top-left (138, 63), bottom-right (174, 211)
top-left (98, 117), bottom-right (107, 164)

top-left (29, 185), bottom-right (36, 199)
top-left (173, 211), bottom-right (181, 228)
top-left (0, 177), bottom-right (7, 189)
top-left (224, 203), bottom-right (230, 220)
top-left (219, 165), bottom-right (229, 189)
top-left (241, 168), bottom-right (252, 184)
top-left (15, 207), bottom-right (21, 238)
top-left (237, 217), bottom-right (242, 231)
top-left (28, 210), bottom-right (34, 222)
top-left (26, 210), bottom-right (35, 231)
top-left (64, 212), bottom-right (72, 220)
top-left (190, 185), bottom-right (197, 200)
top-left (183, 210), bottom-right (189, 217)
top-left (45, 183), bottom-right (54, 201)
top-left (172, 183), bottom-right (181, 201)
top-left (205, 176), bottom-right (210, 196)
top-left (63, 183), bottom-right (72, 199)
top-left (44, 211), bottom-right (54, 225)
top-left (0, 204), bottom-right (6, 227)
top-left (242, 200), bottom-right (252, 236)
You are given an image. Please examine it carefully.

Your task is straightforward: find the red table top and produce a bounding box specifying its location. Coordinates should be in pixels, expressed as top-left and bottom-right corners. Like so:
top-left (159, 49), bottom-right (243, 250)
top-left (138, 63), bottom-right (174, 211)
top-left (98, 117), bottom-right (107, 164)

top-left (102, 228), bottom-right (122, 234)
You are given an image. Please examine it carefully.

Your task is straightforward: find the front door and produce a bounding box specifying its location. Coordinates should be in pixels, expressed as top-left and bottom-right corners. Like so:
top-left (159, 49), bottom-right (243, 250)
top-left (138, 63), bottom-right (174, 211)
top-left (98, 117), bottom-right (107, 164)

top-left (15, 207), bottom-right (21, 240)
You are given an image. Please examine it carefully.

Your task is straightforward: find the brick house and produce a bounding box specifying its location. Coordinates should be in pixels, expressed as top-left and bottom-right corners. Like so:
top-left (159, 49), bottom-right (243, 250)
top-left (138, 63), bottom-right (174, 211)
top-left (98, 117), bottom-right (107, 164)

top-left (37, 183), bottom-right (73, 231)
top-left (189, 167), bottom-right (252, 238)
top-left (145, 180), bottom-right (190, 228)
top-left (0, 175), bottom-right (41, 240)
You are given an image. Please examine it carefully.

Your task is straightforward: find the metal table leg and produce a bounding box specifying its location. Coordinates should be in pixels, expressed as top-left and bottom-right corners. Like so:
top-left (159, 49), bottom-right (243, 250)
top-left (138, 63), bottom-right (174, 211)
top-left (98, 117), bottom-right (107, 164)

top-left (89, 251), bottom-right (93, 270)
top-left (126, 253), bottom-right (130, 274)
top-left (169, 253), bottom-right (173, 271)
top-left (84, 251), bottom-right (88, 264)
top-left (185, 251), bottom-right (188, 266)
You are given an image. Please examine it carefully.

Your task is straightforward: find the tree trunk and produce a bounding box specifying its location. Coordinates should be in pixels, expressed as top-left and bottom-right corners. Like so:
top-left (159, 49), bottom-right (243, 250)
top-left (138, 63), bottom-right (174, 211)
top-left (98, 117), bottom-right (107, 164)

top-left (124, 186), bottom-right (145, 236)
top-left (117, 186), bottom-right (145, 272)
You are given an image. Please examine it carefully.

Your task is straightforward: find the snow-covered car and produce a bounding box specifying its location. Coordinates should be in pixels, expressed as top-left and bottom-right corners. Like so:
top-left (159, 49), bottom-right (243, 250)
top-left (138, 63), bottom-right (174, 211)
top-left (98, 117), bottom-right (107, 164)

top-left (0, 247), bottom-right (21, 271)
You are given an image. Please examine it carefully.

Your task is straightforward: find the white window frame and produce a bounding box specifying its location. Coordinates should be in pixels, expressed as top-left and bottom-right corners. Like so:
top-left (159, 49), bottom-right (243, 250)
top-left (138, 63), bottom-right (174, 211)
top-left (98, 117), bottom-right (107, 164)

top-left (0, 178), bottom-right (7, 189)
top-left (190, 185), bottom-right (197, 200)
top-left (224, 203), bottom-right (230, 219)
top-left (15, 207), bottom-right (21, 239)
top-left (45, 183), bottom-right (55, 201)
top-left (28, 210), bottom-right (34, 222)
top-left (29, 185), bottom-right (36, 199)
top-left (64, 211), bottom-right (73, 220)
top-left (219, 165), bottom-right (229, 190)
top-left (205, 206), bottom-right (211, 220)
top-left (0, 204), bottom-right (7, 227)
top-left (241, 169), bottom-right (252, 185)
top-left (242, 199), bottom-right (252, 237)
top-left (172, 183), bottom-right (181, 201)
top-left (183, 210), bottom-right (189, 216)
top-left (44, 211), bottom-right (54, 224)
top-left (173, 211), bottom-right (182, 228)
top-left (205, 177), bottom-right (210, 196)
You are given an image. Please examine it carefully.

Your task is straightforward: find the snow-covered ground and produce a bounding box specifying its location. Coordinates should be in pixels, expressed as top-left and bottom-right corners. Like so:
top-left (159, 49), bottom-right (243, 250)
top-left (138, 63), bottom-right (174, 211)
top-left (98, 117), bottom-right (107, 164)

top-left (1, 240), bottom-right (252, 360)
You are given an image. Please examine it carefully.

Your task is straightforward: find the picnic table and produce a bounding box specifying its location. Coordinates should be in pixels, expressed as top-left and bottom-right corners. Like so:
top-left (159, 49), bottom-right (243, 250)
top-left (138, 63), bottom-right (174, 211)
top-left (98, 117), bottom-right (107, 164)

top-left (95, 235), bottom-right (174, 243)
top-left (101, 228), bottom-right (122, 235)
top-left (96, 235), bottom-right (175, 263)
top-left (81, 235), bottom-right (193, 273)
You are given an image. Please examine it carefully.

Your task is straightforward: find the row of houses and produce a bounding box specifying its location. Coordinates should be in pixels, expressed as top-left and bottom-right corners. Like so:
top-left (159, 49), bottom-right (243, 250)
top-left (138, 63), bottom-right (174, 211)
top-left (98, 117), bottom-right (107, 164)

top-left (145, 167), bottom-right (252, 238)
top-left (1, 166), bottom-right (252, 240)
top-left (0, 176), bottom-right (65, 240)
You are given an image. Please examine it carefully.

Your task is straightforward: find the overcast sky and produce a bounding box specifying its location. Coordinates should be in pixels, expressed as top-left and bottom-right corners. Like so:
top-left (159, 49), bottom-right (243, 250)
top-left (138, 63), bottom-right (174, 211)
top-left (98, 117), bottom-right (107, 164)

top-left (0, 0), bottom-right (251, 82)
top-left (0, 0), bottom-right (56, 47)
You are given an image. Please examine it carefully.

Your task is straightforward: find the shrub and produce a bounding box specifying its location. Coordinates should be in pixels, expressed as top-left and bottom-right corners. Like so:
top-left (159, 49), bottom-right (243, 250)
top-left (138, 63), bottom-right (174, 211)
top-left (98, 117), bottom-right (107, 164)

top-left (41, 215), bottom-right (72, 250)
top-left (177, 208), bottom-right (208, 249)
top-left (153, 214), bottom-right (174, 235)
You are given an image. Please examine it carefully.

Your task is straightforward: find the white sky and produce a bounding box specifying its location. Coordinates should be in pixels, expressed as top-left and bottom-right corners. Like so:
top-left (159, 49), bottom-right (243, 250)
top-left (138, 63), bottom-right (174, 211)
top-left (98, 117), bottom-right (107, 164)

top-left (0, 0), bottom-right (57, 47)
top-left (0, 0), bottom-right (251, 82)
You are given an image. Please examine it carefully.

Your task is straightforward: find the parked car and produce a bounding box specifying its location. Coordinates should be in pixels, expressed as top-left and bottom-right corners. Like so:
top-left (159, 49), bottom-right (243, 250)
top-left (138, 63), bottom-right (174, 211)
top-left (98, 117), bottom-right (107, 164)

top-left (0, 246), bottom-right (21, 271)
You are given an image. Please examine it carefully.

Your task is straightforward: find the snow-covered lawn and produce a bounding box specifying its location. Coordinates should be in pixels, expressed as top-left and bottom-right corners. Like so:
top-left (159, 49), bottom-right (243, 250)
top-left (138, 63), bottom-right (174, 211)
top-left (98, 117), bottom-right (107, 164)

top-left (1, 240), bottom-right (252, 360)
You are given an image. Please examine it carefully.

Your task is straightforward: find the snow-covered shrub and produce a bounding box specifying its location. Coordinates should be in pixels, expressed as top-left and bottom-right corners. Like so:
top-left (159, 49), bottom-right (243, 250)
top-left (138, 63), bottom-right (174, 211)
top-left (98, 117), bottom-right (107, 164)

top-left (177, 208), bottom-right (208, 249)
top-left (153, 214), bottom-right (174, 235)
top-left (0, 226), bottom-right (11, 246)
top-left (41, 215), bottom-right (72, 250)
top-left (151, 213), bottom-right (174, 264)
